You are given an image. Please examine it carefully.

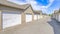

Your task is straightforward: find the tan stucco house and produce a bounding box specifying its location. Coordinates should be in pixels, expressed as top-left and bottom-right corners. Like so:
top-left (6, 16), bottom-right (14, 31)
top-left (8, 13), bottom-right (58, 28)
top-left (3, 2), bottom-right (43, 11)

top-left (33, 11), bottom-right (41, 20)
top-left (22, 5), bottom-right (34, 23)
top-left (0, 0), bottom-right (42, 30)
top-left (0, 0), bottom-right (34, 30)
top-left (52, 9), bottom-right (60, 22)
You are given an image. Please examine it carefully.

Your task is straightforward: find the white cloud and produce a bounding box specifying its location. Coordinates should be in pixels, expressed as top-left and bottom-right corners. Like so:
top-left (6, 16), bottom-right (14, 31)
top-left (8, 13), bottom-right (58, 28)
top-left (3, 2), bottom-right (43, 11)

top-left (53, 8), bottom-right (59, 11)
top-left (8, 0), bottom-right (54, 9)
top-left (26, 0), bottom-right (37, 5)
top-left (26, 0), bottom-right (41, 10)
top-left (8, 0), bottom-right (55, 14)
top-left (49, 0), bottom-right (54, 2)
top-left (26, 0), bottom-right (54, 10)
top-left (45, 0), bottom-right (54, 8)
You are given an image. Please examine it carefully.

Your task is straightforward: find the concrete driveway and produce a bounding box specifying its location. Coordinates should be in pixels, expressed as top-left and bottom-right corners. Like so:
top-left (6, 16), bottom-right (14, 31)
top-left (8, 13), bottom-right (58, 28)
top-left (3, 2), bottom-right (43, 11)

top-left (0, 16), bottom-right (59, 34)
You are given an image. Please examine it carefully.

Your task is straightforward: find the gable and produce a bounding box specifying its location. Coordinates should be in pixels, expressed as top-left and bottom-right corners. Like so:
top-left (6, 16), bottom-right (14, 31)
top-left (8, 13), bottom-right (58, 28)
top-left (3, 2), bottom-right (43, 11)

top-left (24, 6), bottom-right (33, 14)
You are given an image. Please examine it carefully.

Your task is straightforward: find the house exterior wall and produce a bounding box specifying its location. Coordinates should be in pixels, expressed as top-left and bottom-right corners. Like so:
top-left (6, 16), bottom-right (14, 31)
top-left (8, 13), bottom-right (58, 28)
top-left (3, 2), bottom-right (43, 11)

top-left (55, 14), bottom-right (57, 20)
top-left (39, 15), bottom-right (43, 18)
top-left (26, 14), bottom-right (32, 23)
top-left (52, 10), bottom-right (60, 22)
top-left (57, 13), bottom-right (60, 22)
top-left (53, 13), bottom-right (59, 21)
top-left (2, 11), bottom-right (22, 29)
top-left (56, 14), bottom-right (59, 20)
top-left (0, 11), bottom-right (2, 30)
top-left (34, 15), bottom-right (37, 20)
top-left (58, 14), bottom-right (60, 22)
top-left (38, 15), bottom-right (40, 19)
top-left (0, 5), bottom-right (24, 29)
top-left (34, 14), bottom-right (41, 20)
top-left (0, 4), bottom-right (35, 30)
top-left (52, 14), bottom-right (55, 19)
top-left (21, 13), bottom-right (26, 24)
top-left (0, 5), bottom-right (34, 29)
top-left (24, 7), bottom-right (33, 14)
top-left (52, 14), bottom-right (56, 19)
top-left (24, 6), bottom-right (34, 23)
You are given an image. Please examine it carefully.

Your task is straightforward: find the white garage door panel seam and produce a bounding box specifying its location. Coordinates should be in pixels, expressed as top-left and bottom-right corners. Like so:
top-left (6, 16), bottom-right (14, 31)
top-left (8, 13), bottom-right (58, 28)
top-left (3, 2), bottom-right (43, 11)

top-left (3, 12), bottom-right (21, 29)
top-left (26, 15), bottom-right (32, 23)
top-left (34, 15), bottom-right (37, 20)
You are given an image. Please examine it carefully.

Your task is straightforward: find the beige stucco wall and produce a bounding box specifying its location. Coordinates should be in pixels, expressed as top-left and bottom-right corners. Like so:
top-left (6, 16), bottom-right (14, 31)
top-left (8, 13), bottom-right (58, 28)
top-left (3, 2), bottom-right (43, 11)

top-left (0, 10), bottom-right (2, 30)
top-left (0, 5), bottom-right (25, 29)
top-left (0, 5), bottom-right (34, 29)
top-left (52, 12), bottom-right (60, 22)
top-left (37, 15), bottom-right (40, 19)
top-left (21, 13), bottom-right (26, 24)
top-left (0, 5), bottom-right (35, 30)
top-left (53, 14), bottom-right (56, 19)
top-left (24, 7), bottom-right (33, 14)
top-left (58, 13), bottom-right (60, 22)
top-left (55, 13), bottom-right (60, 22)
top-left (24, 6), bottom-right (34, 22)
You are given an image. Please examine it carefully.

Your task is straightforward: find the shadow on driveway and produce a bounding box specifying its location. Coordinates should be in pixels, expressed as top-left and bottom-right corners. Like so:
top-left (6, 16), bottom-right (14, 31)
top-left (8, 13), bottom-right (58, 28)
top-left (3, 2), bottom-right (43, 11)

top-left (47, 18), bottom-right (60, 34)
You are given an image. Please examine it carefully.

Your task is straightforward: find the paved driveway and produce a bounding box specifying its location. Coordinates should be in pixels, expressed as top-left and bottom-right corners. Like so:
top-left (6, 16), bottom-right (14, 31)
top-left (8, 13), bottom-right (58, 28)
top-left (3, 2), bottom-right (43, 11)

top-left (0, 16), bottom-right (60, 34)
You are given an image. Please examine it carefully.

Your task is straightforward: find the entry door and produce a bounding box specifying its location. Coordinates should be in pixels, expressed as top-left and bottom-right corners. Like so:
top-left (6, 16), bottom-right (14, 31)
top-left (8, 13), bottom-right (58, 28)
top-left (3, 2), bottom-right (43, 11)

top-left (26, 14), bottom-right (32, 22)
top-left (3, 12), bottom-right (21, 29)
top-left (34, 15), bottom-right (37, 20)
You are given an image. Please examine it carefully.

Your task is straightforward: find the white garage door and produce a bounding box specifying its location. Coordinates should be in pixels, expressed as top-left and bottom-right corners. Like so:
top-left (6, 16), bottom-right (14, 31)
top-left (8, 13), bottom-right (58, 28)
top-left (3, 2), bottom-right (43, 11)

top-left (26, 14), bottom-right (32, 23)
top-left (38, 15), bottom-right (40, 19)
top-left (3, 12), bottom-right (21, 29)
top-left (34, 15), bottom-right (37, 20)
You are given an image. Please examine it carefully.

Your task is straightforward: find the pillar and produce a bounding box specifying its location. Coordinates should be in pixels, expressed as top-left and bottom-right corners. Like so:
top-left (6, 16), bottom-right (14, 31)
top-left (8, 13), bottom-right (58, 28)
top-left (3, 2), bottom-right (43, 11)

top-left (37, 14), bottom-right (38, 20)
top-left (21, 12), bottom-right (26, 24)
top-left (32, 13), bottom-right (34, 21)
top-left (0, 10), bottom-right (2, 30)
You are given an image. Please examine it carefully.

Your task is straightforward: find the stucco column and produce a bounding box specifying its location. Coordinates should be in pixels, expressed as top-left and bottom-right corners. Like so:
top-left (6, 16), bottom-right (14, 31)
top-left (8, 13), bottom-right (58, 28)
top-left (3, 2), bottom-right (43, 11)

top-left (40, 13), bottom-right (43, 18)
top-left (0, 10), bottom-right (2, 30)
top-left (37, 15), bottom-right (38, 20)
top-left (32, 13), bottom-right (34, 21)
top-left (21, 13), bottom-right (26, 24)
top-left (58, 13), bottom-right (60, 22)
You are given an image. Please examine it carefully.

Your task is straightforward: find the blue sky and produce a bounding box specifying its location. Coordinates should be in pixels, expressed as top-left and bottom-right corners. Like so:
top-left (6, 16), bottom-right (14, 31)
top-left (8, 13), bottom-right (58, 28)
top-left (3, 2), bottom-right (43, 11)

top-left (8, 0), bottom-right (60, 14)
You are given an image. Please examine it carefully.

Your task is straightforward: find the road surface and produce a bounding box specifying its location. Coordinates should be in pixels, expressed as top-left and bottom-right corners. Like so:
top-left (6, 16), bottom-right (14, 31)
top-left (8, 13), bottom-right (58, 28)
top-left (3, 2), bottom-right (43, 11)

top-left (0, 16), bottom-right (60, 34)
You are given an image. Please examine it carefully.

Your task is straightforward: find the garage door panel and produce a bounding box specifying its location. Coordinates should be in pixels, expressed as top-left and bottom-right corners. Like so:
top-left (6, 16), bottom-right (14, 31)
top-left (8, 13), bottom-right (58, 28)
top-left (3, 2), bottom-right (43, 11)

top-left (38, 15), bottom-right (40, 19)
top-left (26, 15), bottom-right (32, 22)
top-left (3, 12), bottom-right (21, 29)
top-left (34, 15), bottom-right (37, 20)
